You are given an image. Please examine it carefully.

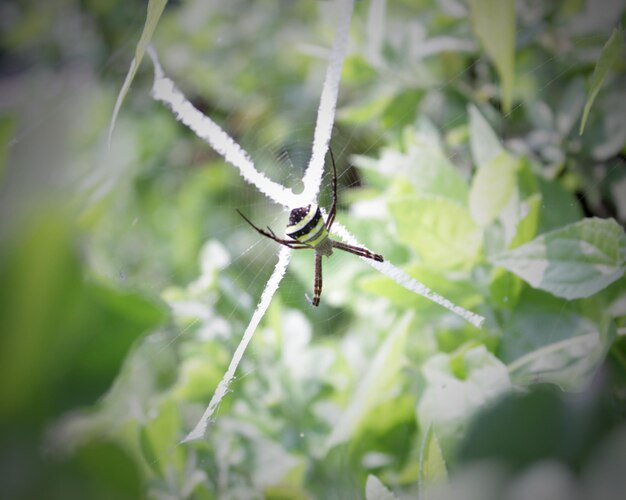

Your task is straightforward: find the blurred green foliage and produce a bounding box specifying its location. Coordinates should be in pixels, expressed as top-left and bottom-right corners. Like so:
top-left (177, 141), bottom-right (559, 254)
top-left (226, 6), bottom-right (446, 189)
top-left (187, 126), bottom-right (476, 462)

top-left (1, 0), bottom-right (626, 498)
top-left (0, 213), bottom-right (166, 498)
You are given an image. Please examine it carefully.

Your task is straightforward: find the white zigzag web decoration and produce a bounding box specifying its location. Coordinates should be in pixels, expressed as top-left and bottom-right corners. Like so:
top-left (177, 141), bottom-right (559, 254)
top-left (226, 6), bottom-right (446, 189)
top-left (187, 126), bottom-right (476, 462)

top-left (147, 0), bottom-right (484, 442)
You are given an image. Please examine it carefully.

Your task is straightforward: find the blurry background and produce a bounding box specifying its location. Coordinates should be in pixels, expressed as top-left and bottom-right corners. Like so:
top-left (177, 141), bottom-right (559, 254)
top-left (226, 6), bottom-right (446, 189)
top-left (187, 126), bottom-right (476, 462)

top-left (1, 0), bottom-right (626, 498)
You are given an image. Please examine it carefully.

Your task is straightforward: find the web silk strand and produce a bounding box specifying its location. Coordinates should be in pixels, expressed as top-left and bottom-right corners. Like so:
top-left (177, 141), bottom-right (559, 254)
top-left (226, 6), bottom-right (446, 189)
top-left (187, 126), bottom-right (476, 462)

top-left (300, 0), bottom-right (354, 203)
top-left (147, 47), bottom-right (300, 209)
top-left (329, 219), bottom-right (485, 328)
top-left (182, 246), bottom-right (292, 442)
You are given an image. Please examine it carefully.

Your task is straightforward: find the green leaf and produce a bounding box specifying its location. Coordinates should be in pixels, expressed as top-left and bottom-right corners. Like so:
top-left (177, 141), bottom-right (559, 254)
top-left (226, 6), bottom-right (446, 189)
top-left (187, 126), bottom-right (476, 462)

top-left (65, 441), bottom-right (143, 500)
top-left (468, 104), bottom-right (503, 167)
top-left (508, 328), bottom-right (612, 390)
top-left (108, 0), bottom-right (168, 145)
top-left (489, 266), bottom-right (523, 310)
top-left (418, 426), bottom-right (447, 494)
top-left (417, 346), bottom-right (511, 458)
top-left (389, 196), bottom-right (482, 270)
top-left (365, 475), bottom-right (397, 500)
top-left (342, 54), bottom-right (377, 84)
top-left (265, 480), bottom-right (310, 500)
top-left (469, 151), bottom-right (519, 226)
top-left (537, 177), bottom-right (584, 233)
top-left (174, 352), bottom-right (230, 402)
top-left (140, 400), bottom-right (184, 478)
top-left (325, 313), bottom-right (411, 450)
top-left (0, 213), bottom-right (167, 423)
top-left (456, 382), bottom-right (619, 472)
top-left (381, 88), bottom-right (423, 130)
top-left (501, 288), bottom-right (614, 389)
top-left (508, 193), bottom-right (541, 249)
top-left (337, 93), bottom-right (393, 125)
top-left (375, 144), bottom-right (469, 204)
top-left (469, 0), bottom-right (516, 112)
top-left (403, 141), bottom-right (469, 204)
top-left (0, 114), bottom-right (15, 184)
top-left (493, 218), bottom-right (626, 299)
top-left (580, 28), bottom-right (624, 135)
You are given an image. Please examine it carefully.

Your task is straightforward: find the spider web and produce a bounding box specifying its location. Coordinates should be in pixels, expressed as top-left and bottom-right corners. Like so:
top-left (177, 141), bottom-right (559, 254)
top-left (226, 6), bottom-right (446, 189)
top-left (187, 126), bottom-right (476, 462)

top-left (2, 2), bottom-right (622, 492)
top-left (146, 0), bottom-right (484, 442)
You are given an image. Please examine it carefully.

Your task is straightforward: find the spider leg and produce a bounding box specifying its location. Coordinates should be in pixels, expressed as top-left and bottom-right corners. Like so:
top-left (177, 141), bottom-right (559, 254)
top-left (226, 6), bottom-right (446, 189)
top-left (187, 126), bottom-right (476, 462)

top-left (331, 240), bottom-right (383, 262)
top-left (325, 147), bottom-right (338, 230)
top-left (236, 209), bottom-right (310, 249)
top-left (312, 253), bottom-right (323, 306)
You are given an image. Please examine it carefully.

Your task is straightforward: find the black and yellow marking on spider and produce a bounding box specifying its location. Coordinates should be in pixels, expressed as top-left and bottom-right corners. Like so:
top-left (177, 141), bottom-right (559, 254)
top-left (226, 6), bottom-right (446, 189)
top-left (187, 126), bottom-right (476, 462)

top-left (286, 204), bottom-right (330, 250)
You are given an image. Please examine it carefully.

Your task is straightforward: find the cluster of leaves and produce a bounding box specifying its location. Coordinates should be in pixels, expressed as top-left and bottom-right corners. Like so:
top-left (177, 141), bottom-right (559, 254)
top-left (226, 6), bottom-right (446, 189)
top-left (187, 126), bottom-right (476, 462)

top-left (1, 0), bottom-right (626, 498)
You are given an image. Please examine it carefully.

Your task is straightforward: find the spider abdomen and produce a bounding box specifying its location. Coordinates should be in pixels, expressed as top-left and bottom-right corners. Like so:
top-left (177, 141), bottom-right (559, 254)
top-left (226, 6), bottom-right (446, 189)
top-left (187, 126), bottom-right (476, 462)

top-left (286, 204), bottom-right (331, 253)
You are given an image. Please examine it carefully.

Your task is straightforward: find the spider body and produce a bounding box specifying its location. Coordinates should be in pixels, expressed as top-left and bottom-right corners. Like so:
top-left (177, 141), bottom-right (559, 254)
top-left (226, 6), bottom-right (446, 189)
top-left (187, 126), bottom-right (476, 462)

top-left (286, 204), bottom-right (333, 256)
top-left (237, 149), bottom-right (383, 306)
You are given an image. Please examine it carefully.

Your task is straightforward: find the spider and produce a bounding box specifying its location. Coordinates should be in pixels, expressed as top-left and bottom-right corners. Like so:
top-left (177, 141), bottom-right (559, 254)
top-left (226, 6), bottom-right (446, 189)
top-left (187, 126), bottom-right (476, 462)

top-left (237, 149), bottom-right (384, 307)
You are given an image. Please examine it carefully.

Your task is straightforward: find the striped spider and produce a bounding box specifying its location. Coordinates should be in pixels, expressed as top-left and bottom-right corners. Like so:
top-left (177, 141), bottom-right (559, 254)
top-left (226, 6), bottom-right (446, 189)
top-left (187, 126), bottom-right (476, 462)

top-left (237, 149), bottom-right (383, 306)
